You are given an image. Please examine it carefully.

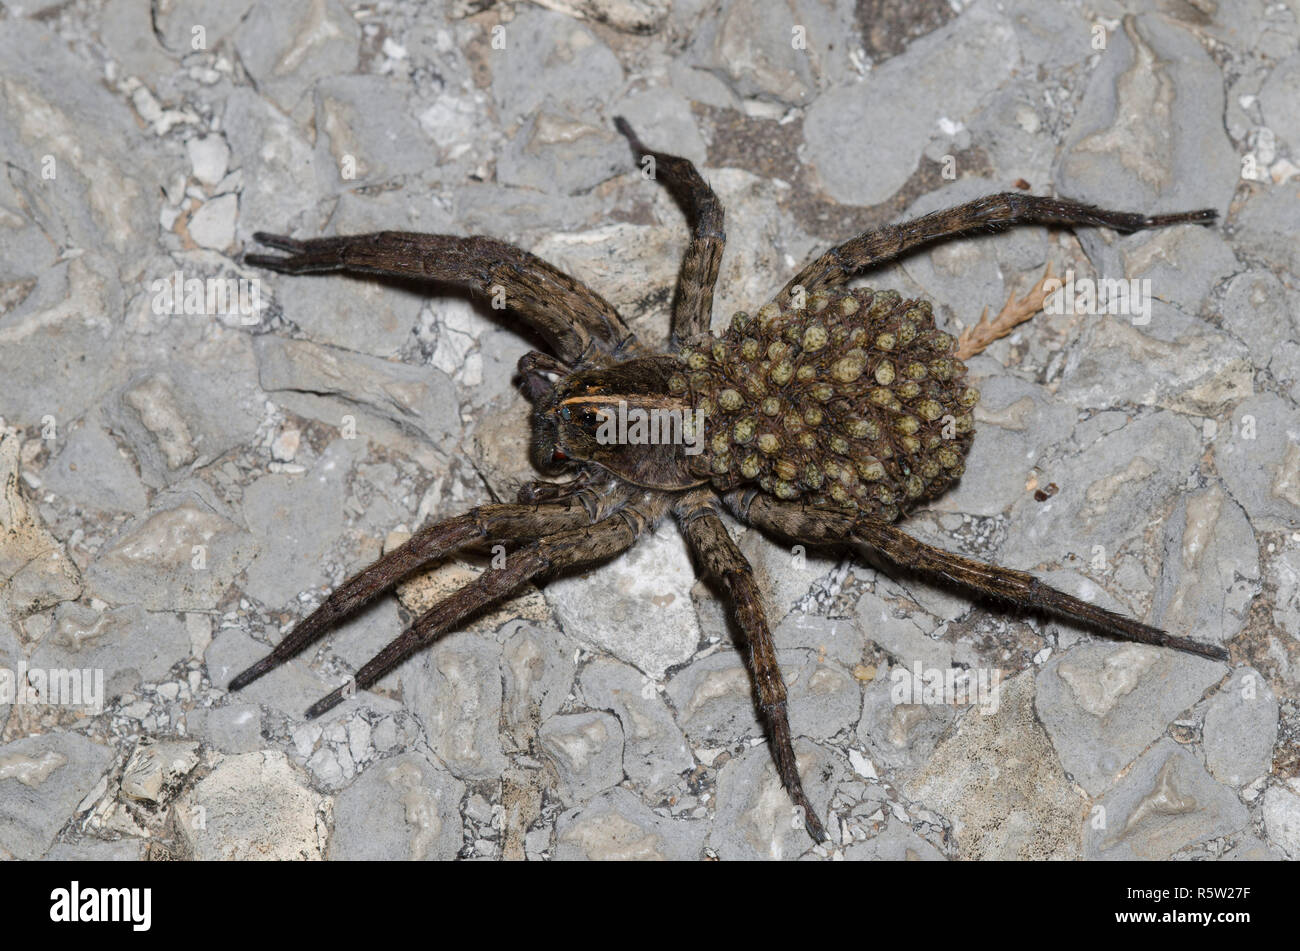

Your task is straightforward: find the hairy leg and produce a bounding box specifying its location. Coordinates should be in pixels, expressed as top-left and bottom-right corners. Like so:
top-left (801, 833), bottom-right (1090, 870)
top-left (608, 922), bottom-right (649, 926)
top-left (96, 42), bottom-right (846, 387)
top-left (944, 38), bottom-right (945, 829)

top-left (229, 486), bottom-right (631, 691)
top-left (730, 492), bottom-right (1229, 662)
top-left (615, 118), bottom-right (725, 343)
top-left (674, 490), bottom-right (828, 843)
top-left (780, 192), bottom-right (1218, 299)
top-left (246, 231), bottom-right (638, 366)
top-left (516, 466), bottom-right (614, 505)
top-left (302, 491), bottom-right (670, 718)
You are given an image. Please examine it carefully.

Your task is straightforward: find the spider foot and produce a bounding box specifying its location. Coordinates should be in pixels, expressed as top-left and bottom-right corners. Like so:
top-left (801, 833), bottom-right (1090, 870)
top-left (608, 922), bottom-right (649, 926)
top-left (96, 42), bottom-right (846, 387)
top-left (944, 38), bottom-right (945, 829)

top-left (612, 115), bottom-right (647, 154)
top-left (305, 685), bottom-right (350, 720)
top-left (1141, 207), bottom-right (1218, 229)
top-left (244, 232), bottom-right (324, 273)
top-left (227, 654), bottom-right (280, 692)
top-left (251, 231), bottom-right (308, 252)
top-left (769, 710), bottom-right (829, 844)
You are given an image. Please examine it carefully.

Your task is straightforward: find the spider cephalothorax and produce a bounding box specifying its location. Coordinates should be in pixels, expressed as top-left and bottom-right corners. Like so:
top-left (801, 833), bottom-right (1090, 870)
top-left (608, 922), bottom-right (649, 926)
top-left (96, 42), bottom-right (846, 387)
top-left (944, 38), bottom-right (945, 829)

top-left (522, 352), bottom-right (706, 490)
top-left (231, 118), bottom-right (1225, 846)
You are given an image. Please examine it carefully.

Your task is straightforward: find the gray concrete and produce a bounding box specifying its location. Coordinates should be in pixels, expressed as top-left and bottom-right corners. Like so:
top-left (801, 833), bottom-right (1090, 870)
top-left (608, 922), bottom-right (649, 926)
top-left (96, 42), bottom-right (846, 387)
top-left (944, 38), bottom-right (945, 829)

top-left (0, 0), bottom-right (1296, 861)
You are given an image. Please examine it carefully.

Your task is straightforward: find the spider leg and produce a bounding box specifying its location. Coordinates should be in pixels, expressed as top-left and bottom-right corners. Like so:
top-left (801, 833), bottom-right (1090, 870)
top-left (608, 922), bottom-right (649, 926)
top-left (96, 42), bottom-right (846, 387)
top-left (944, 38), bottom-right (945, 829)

top-left (302, 491), bottom-right (670, 718)
top-left (614, 117), bottom-right (724, 343)
top-left (780, 193), bottom-right (1218, 299)
top-left (516, 465), bottom-right (604, 505)
top-left (246, 231), bottom-right (638, 366)
top-left (729, 492), bottom-right (1229, 662)
top-left (228, 486), bottom-right (629, 691)
top-left (674, 490), bottom-right (829, 844)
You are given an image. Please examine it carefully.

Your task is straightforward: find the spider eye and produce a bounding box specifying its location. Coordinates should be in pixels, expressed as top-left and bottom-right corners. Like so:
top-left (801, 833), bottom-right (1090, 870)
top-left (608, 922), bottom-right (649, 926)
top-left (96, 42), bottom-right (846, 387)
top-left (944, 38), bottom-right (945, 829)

top-left (559, 405), bottom-right (570, 421)
top-left (581, 409), bottom-right (599, 426)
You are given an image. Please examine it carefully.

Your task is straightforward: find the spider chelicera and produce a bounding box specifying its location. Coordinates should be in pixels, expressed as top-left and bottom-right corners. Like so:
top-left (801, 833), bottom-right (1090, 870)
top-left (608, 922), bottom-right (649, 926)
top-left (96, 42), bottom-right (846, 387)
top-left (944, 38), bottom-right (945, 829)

top-left (230, 118), bottom-right (1224, 843)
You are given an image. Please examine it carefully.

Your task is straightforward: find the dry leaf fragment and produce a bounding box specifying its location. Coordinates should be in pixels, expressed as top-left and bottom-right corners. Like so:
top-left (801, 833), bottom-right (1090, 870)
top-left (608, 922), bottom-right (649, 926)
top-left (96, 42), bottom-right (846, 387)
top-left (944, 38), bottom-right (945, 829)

top-left (956, 263), bottom-right (1056, 360)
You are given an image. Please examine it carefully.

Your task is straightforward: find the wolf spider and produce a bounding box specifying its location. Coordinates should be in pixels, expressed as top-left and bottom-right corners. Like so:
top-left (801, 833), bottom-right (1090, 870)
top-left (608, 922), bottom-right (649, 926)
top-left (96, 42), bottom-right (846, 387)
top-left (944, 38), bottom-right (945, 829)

top-left (232, 118), bottom-right (1224, 844)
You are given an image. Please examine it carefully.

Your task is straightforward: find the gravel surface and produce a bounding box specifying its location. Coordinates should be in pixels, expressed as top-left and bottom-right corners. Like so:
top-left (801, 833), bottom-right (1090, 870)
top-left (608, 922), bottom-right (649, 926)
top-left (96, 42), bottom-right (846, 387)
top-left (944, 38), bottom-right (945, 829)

top-left (0, 0), bottom-right (1297, 861)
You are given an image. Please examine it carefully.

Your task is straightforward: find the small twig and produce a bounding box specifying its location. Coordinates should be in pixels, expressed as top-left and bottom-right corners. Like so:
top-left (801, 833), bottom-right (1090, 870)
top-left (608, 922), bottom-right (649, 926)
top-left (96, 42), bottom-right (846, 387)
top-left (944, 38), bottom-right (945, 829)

top-left (956, 263), bottom-right (1056, 360)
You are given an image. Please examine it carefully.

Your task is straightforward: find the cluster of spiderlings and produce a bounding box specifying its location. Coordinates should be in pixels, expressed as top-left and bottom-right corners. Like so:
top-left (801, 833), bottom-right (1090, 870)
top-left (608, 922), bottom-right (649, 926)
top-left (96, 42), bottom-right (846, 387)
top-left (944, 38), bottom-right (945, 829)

top-left (672, 287), bottom-right (978, 523)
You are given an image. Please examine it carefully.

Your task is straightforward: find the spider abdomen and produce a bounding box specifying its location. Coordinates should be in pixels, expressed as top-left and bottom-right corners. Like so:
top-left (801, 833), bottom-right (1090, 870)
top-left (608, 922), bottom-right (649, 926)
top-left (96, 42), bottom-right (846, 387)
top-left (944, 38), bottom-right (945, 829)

top-left (674, 288), bottom-right (978, 521)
